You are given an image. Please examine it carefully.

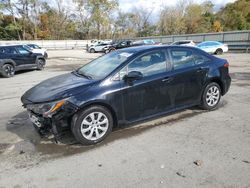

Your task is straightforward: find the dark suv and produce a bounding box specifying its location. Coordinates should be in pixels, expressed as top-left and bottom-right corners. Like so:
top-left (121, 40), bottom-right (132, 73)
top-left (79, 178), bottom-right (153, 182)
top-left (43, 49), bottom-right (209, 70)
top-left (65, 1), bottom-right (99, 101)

top-left (0, 45), bottom-right (46, 78)
top-left (104, 40), bottom-right (133, 53)
top-left (21, 45), bottom-right (231, 145)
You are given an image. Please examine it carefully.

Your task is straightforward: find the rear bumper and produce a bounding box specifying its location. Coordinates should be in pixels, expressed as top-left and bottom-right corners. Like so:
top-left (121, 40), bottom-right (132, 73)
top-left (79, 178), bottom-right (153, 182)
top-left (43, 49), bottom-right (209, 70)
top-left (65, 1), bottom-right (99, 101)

top-left (222, 75), bottom-right (231, 95)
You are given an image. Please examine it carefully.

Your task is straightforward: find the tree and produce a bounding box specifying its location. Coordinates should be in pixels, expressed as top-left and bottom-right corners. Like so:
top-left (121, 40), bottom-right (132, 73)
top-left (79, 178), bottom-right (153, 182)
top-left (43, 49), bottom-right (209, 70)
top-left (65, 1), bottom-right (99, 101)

top-left (86, 0), bottom-right (118, 39)
top-left (217, 0), bottom-right (250, 30)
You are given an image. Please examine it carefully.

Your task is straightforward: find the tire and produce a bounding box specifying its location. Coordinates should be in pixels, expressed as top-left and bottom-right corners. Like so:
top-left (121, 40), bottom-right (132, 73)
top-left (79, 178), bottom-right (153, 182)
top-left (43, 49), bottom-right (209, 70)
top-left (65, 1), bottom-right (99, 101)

top-left (1, 64), bottom-right (15, 78)
top-left (200, 82), bottom-right (221, 110)
top-left (110, 48), bottom-right (116, 52)
top-left (71, 105), bottom-right (113, 145)
top-left (104, 49), bottom-right (110, 54)
top-left (44, 52), bottom-right (48, 59)
top-left (89, 48), bottom-right (95, 53)
top-left (215, 48), bottom-right (223, 55)
top-left (37, 59), bottom-right (45, 70)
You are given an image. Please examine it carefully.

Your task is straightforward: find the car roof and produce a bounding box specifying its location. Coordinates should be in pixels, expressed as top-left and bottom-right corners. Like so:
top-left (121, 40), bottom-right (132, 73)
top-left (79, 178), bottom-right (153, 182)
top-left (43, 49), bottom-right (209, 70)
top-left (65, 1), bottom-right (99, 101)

top-left (0, 45), bottom-right (24, 48)
top-left (175, 40), bottom-right (193, 42)
top-left (117, 45), bottom-right (198, 54)
top-left (199, 41), bottom-right (221, 44)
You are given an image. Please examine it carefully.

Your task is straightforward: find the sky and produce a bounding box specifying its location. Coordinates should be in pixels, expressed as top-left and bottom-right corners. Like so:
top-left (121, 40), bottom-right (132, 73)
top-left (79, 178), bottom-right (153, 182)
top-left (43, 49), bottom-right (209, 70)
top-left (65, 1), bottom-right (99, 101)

top-left (118, 0), bottom-right (236, 13)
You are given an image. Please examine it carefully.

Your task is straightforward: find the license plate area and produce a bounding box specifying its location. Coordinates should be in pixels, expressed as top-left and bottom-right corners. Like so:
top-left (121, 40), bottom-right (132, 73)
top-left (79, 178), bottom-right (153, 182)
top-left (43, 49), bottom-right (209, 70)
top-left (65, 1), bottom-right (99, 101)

top-left (29, 113), bottom-right (42, 127)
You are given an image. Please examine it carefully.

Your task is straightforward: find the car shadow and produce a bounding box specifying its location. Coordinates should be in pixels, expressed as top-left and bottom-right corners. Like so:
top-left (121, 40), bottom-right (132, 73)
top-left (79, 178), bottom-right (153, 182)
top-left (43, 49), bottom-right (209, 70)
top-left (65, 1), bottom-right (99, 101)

top-left (5, 100), bottom-right (227, 159)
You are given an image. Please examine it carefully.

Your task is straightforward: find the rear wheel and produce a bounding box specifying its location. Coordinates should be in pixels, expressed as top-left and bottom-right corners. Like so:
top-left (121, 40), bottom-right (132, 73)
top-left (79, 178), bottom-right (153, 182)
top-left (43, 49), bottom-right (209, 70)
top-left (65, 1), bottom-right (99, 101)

top-left (2, 64), bottom-right (15, 78)
top-left (37, 59), bottom-right (45, 70)
top-left (215, 48), bottom-right (223, 55)
top-left (71, 105), bottom-right (113, 145)
top-left (201, 82), bottom-right (221, 110)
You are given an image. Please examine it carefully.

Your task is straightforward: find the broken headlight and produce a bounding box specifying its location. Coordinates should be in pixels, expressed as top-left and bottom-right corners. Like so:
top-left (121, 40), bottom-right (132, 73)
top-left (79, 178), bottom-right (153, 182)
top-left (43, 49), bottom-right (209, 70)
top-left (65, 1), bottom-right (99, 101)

top-left (27, 99), bottom-right (66, 117)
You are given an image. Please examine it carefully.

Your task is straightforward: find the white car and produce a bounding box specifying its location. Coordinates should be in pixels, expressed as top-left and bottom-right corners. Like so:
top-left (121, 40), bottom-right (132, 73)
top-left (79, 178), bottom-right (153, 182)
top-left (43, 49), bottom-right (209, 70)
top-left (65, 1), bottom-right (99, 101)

top-left (197, 41), bottom-right (228, 55)
top-left (26, 44), bottom-right (48, 58)
top-left (88, 43), bottom-right (110, 53)
top-left (171, 40), bottom-right (196, 46)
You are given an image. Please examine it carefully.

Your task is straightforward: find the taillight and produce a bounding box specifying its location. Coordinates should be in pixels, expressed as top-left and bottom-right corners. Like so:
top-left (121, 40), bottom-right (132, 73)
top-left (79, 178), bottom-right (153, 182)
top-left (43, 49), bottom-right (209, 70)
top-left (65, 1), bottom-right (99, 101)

top-left (224, 62), bottom-right (229, 68)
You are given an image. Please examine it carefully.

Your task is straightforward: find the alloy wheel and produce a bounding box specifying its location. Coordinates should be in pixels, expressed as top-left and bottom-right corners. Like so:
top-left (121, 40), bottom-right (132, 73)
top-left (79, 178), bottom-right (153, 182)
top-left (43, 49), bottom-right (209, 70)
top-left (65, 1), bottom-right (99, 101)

top-left (4, 64), bottom-right (15, 76)
top-left (206, 86), bottom-right (220, 107)
top-left (80, 112), bottom-right (109, 141)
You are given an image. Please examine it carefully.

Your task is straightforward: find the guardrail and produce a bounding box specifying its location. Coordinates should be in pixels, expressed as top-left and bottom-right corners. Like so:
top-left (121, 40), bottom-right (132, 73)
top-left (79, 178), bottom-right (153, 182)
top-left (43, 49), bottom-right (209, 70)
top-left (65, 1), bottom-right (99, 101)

top-left (0, 40), bottom-right (90, 50)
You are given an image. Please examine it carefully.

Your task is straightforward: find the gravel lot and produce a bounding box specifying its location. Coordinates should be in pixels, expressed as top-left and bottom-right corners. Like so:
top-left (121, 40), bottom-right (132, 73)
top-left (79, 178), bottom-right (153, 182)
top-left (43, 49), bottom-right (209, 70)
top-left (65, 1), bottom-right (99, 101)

top-left (0, 50), bottom-right (250, 188)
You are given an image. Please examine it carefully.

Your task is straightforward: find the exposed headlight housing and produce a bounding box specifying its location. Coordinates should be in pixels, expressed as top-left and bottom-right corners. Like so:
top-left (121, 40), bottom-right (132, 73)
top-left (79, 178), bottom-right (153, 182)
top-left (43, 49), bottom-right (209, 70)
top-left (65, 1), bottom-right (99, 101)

top-left (27, 99), bottom-right (66, 117)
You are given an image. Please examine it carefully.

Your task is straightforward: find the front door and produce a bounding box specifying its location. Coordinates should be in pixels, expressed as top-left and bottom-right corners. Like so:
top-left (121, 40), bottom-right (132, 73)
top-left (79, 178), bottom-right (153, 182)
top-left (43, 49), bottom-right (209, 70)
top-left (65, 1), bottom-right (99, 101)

top-left (120, 50), bottom-right (173, 122)
top-left (14, 46), bottom-right (36, 67)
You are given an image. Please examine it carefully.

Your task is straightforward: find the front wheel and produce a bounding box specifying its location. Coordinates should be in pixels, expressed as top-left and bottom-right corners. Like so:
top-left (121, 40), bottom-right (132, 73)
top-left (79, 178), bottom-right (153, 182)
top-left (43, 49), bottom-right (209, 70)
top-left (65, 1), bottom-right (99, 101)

top-left (71, 106), bottom-right (113, 145)
top-left (37, 59), bottom-right (45, 70)
top-left (89, 48), bottom-right (95, 53)
top-left (201, 82), bottom-right (221, 110)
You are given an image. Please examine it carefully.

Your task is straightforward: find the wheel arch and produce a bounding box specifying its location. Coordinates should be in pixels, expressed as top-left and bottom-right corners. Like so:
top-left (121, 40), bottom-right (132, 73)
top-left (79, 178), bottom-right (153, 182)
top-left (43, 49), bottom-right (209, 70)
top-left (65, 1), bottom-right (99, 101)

top-left (207, 78), bottom-right (225, 95)
top-left (1, 59), bottom-right (16, 67)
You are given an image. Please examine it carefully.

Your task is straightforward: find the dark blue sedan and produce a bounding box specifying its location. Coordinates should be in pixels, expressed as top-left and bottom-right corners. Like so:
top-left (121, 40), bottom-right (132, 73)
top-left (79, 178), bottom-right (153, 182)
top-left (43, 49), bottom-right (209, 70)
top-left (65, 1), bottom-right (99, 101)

top-left (21, 45), bottom-right (231, 145)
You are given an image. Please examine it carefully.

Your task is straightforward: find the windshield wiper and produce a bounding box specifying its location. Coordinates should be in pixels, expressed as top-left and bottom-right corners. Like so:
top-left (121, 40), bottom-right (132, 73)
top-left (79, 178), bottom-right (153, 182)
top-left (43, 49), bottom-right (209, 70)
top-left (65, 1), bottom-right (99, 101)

top-left (75, 70), bottom-right (93, 79)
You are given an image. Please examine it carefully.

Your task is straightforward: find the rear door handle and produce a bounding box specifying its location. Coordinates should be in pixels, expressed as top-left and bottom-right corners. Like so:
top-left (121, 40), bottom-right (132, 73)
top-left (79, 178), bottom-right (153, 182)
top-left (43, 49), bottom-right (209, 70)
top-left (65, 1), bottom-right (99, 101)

top-left (196, 67), bottom-right (205, 73)
top-left (162, 77), bottom-right (173, 83)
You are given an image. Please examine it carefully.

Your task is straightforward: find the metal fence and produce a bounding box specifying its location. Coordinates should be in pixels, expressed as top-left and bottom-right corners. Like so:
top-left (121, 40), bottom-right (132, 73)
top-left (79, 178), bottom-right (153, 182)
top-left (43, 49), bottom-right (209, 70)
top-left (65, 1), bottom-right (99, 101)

top-left (126, 30), bottom-right (250, 52)
top-left (0, 30), bottom-right (249, 51)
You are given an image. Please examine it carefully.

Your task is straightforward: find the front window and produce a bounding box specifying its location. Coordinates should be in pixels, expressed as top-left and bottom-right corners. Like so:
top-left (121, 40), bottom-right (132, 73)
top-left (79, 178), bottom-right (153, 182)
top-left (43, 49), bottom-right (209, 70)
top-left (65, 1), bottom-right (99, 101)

top-left (16, 46), bottom-right (30, 54)
top-left (77, 51), bottom-right (133, 79)
top-left (127, 50), bottom-right (167, 77)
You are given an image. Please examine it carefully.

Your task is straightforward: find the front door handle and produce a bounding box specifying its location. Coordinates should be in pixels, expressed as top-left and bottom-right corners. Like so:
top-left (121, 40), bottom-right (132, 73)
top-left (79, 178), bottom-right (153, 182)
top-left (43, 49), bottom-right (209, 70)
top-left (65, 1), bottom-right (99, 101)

top-left (162, 77), bottom-right (173, 83)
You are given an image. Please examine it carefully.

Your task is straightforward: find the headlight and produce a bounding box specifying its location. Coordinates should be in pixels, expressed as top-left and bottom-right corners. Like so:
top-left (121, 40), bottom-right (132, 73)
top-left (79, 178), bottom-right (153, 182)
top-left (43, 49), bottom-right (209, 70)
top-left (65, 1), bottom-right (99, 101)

top-left (27, 99), bottom-right (66, 117)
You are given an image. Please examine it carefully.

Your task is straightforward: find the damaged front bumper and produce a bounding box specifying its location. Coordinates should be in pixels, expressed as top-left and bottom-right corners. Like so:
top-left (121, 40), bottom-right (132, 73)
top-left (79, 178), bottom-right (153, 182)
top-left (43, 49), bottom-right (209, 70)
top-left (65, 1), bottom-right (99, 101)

top-left (26, 101), bottom-right (78, 139)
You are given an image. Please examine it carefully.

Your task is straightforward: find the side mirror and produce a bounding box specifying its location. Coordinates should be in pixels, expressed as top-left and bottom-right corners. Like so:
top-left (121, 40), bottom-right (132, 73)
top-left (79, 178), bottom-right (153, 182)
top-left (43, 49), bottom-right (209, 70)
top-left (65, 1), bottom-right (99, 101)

top-left (124, 71), bottom-right (143, 82)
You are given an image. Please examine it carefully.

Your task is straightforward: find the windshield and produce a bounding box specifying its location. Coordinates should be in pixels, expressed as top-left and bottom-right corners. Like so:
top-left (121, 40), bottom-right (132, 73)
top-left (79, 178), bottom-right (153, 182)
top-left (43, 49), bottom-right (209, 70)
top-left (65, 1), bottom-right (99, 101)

top-left (77, 51), bottom-right (133, 79)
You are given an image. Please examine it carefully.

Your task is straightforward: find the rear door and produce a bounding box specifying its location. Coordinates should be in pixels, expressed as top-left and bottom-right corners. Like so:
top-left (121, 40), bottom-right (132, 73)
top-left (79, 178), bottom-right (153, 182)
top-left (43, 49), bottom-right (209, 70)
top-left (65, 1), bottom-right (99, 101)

top-left (168, 48), bottom-right (210, 107)
top-left (2, 47), bottom-right (19, 63)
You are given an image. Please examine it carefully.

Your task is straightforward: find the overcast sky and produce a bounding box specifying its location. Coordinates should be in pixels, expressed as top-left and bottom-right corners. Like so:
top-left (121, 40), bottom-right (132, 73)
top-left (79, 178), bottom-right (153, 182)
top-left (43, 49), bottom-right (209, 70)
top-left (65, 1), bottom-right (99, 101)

top-left (119, 0), bottom-right (236, 13)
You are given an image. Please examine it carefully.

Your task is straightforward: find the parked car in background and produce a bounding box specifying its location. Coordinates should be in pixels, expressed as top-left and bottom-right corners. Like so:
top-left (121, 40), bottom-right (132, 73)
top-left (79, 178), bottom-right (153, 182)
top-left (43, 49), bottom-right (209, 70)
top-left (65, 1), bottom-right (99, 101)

top-left (26, 44), bottom-right (48, 59)
top-left (132, 39), bottom-right (156, 46)
top-left (103, 40), bottom-right (133, 53)
top-left (171, 40), bottom-right (196, 46)
top-left (21, 45), bottom-right (231, 145)
top-left (0, 45), bottom-right (46, 78)
top-left (88, 43), bottom-right (110, 53)
top-left (197, 41), bottom-right (228, 55)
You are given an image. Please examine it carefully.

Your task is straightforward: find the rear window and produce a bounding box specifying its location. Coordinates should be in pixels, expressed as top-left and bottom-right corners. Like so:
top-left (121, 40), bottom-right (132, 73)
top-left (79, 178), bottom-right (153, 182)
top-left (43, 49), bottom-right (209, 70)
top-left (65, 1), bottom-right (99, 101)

top-left (0, 47), bottom-right (17, 54)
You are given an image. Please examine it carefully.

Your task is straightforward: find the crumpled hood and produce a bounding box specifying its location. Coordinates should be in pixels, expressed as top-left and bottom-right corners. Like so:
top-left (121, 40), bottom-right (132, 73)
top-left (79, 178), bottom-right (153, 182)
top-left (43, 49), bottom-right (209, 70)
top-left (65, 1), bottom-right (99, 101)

top-left (21, 73), bottom-right (96, 104)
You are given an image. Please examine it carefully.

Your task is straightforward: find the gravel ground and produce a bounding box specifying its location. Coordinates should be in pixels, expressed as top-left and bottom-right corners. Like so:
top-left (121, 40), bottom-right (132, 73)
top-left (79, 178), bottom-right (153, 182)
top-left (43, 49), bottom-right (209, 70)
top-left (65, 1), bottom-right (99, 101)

top-left (0, 50), bottom-right (250, 188)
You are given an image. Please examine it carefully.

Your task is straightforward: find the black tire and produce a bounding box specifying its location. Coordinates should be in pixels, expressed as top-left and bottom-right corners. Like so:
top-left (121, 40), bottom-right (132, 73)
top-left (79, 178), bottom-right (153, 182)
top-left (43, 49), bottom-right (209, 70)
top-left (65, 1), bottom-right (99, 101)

top-left (1, 64), bottom-right (15, 78)
top-left (71, 105), bottom-right (113, 145)
top-left (44, 52), bottom-right (48, 59)
top-left (215, 48), bottom-right (223, 55)
top-left (200, 82), bottom-right (221, 110)
top-left (104, 49), bottom-right (110, 54)
top-left (37, 59), bottom-right (45, 70)
top-left (89, 48), bottom-right (95, 53)
top-left (110, 48), bottom-right (116, 52)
